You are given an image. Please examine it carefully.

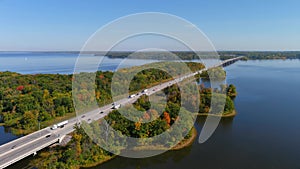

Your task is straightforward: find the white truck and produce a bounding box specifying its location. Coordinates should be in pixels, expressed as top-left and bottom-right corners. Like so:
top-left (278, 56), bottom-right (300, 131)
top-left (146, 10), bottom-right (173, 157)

top-left (50, 120), bottom-right (68, 130)
top-left (129, 94), bottom-right (136, 98)
top-left (112, 104), bottom-right (121, 109)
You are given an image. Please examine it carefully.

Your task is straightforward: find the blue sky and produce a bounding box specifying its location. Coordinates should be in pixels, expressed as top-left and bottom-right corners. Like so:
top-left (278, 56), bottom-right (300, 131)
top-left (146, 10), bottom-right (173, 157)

top-left (0, 0), bottom-right (299, 51)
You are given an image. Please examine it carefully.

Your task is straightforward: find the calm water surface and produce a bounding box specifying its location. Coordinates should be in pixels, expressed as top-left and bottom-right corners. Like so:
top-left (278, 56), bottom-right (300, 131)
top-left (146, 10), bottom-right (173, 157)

top-left (2, 54), bottom-right (300, 169)
top-left (0, 52), bottom-right (162, 74)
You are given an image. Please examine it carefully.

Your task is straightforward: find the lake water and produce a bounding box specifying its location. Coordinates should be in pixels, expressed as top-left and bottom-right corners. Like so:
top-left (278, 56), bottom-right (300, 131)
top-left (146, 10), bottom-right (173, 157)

top-left (2, 53), bottom-right (300, 168)
top-left (0, 52), bottom-right (163, 74)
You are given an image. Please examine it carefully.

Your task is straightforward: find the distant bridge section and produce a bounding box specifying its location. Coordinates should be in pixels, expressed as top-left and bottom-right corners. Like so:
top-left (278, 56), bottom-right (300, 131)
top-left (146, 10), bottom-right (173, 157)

top-left (220, 56), bottom-right (245, 67)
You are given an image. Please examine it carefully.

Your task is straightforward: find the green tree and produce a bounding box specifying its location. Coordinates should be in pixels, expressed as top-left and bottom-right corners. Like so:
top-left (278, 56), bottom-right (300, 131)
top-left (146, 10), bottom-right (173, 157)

top-left (21, 111), bottom-right (38, 129)
top-left (227, 84), bottom-right (237, 98)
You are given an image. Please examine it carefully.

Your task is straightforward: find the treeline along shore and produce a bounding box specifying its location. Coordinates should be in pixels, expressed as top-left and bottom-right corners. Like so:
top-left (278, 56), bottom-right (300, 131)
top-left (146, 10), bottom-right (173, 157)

top-left (91, 51), bottom-right (300, 60)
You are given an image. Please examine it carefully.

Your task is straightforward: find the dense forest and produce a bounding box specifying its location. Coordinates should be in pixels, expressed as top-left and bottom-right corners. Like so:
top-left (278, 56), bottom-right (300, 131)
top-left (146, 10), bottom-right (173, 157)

top-left (0, 62), bottom-right (205, 134)
top-left (0, 72), bottom-right (74, 134)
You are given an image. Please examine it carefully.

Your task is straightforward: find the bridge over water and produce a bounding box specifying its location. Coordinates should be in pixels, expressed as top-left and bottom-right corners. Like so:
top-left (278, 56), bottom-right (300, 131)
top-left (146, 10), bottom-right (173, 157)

top-left (0, 56), bottom-right (243, 169)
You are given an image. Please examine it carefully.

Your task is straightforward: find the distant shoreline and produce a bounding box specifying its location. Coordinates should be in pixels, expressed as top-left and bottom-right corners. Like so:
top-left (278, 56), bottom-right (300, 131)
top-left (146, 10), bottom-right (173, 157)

top-left (1, 51), bottom-right (300, 61)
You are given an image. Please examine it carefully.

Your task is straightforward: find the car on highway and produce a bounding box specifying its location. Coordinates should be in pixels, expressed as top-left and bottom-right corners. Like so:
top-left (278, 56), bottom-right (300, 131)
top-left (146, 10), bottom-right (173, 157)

top-left (11, 145), bottom-right (16, 149)
top-left (100, 111), bottom-right (104, 114)
top-left (81, 115), bottom-right (85, 118)
top-left (46, 134), bottom-right (51, 138)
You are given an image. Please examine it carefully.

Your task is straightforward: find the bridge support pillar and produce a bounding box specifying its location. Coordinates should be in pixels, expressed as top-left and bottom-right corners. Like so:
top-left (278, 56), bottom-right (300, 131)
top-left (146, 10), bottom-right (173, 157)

top-left (58, 135), bottom-right (66, 143)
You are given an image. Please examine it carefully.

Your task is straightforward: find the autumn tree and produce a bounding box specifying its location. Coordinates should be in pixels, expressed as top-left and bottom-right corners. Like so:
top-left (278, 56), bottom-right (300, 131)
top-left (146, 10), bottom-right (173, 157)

top-left (163, 112), bottom-right (171, 127)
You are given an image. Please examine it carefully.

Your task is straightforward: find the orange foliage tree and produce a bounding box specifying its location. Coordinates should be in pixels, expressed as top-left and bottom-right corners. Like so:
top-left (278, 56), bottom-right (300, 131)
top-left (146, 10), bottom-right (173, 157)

top-left (163, 112), bottom-right (171, 127)
top-left (135, 121), bottom-right (141, 130)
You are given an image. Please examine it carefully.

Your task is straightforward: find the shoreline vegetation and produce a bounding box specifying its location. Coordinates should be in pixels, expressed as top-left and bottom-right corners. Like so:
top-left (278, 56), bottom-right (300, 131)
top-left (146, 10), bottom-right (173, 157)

top-left (171, 127), bottom-right (198, 150)
top-left (198, 110), bottom-right (237, 117)
top-left (79, 155), bottom-right (116, 168)
top-left (87, 128), bottom-right (198, 168)
top-left (130, 127), bottom-right (198, 152)
top-left (0, 61), bottom-right (237, 168)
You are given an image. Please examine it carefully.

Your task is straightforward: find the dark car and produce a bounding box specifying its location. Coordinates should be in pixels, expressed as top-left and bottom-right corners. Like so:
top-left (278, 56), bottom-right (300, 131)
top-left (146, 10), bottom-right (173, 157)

top-left (11, 145), bottom-right (16, 149)
top-left (100, 111), bottom-right (104, 114)
top-left (81, 115), bottom-right (85, 118)
top-left (46, 134), bottom-right (51, 138)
